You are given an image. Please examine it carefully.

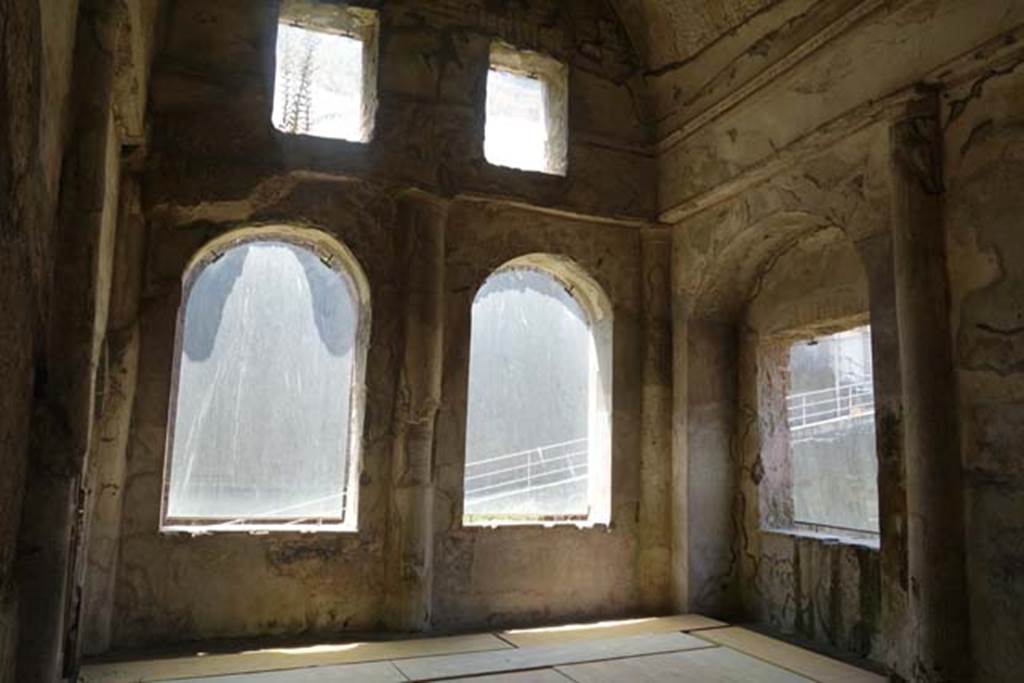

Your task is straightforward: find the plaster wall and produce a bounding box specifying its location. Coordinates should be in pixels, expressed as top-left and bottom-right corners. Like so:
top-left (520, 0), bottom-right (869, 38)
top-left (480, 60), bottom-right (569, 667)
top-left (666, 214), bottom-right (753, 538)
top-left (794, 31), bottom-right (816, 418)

top-left (944, 59), bottom-right (1024, 683)
top-left (0, 0), bottom-right (80, 677)
top-left (666, 119), bottom-right (911, 676)
top-left (432, 201), bottom-right (658, 630)
top-left (13, 0), bottom-right (1022, 679)
top-left (657, 0), bottom-right (1024, 675)
top-left (114, 180), bottom-right (402, 647)
top-left (653, 0), bottom-right (1024, 217)
top-left (101, 0), bottom-right (666, 650)
top-left (739, 231), bottom-right (882, 662)
top-left (145, 0), bottom-right (654, 221)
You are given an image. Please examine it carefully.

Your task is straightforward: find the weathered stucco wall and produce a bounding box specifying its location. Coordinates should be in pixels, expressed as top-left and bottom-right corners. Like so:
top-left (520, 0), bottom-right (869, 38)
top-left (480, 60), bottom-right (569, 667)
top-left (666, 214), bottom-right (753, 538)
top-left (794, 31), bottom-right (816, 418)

top-left (739, 229), bottom-right (882, 662)
top-left (145, 0), bottom-right (654, 221)
top-left (660, 0), bottom-right (1023, 677)
top-left (100, 0), bottom-right (666, 650)
top-left (652, 0), bottom-right (1024, 220)
top-left (668, 121), bottom-right (914, 676)
top-left (944, 57), bottom-right (1024, 683)
top-left (114, 180), bottom-right (402, 646)
top-left (432, 201), bottom-right (664, 629)
top-left (0, 0), bottom-right (80, 678)
top-left (7, 0), bottom-right (1023, 679)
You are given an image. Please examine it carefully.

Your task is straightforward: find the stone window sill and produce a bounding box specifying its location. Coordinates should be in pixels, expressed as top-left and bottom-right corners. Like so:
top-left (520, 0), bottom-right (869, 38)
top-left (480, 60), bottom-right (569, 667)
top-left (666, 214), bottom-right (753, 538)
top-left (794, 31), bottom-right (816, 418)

top-left (460, 519), bottom-right (612, 532)
top-left (160, 523), bottom-right (358, 536)
top-left (761, 526), bottom-right (880, 550)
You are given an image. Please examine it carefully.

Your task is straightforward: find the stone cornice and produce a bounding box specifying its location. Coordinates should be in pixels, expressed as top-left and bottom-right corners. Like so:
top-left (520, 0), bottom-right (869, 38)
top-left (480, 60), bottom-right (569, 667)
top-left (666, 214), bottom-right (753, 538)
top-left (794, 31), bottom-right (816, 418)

top-left (654, 0), bottom-right (889, 155)
top-left (659, 22), bottom-right (1024, 226)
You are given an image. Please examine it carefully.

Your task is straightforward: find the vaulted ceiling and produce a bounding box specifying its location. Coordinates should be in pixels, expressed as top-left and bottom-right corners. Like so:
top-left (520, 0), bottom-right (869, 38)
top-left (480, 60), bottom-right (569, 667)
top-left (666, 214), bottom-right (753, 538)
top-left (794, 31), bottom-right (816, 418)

top-left (610, 0), bottom-right (777, 70)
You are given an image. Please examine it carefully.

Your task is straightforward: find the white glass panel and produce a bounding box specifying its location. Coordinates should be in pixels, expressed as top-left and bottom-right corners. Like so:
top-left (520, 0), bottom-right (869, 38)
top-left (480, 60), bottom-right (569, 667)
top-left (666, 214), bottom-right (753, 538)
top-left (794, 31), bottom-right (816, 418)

top-left (464, 269), bottom-right (591, 521)
top-left (272, 23), bottom-right (365, 141)
top-left (786, 325), bottom-right (879, 533)
top-left (485, 69), bottom-right (548, 173)
top-left (166, 242), bottom-right (357, 522)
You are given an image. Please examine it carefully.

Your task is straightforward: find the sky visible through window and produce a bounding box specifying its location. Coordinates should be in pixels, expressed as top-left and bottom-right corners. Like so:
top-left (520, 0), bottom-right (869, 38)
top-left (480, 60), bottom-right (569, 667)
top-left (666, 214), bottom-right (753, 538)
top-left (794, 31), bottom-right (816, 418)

top-left (485, 69), bottom-right (549, 173)
top-left (464, 269), bottom-right (592, 521)
top-left (272, 23), bottom-right (365, 141)
top-left (165, 242), bottom-right (357, 526)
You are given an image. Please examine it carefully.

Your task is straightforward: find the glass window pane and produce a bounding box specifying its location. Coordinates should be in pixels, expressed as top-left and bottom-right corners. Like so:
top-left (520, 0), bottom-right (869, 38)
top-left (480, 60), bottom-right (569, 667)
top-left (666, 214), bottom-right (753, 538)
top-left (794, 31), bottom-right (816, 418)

top-left (272, 23), bottom-right (365, 141)
top-left (786, 325), bottom-right (879, 533)
top-left (166, 241), bottom-right (357, 523)
top-left (464, 269), bottom-right (592, 521)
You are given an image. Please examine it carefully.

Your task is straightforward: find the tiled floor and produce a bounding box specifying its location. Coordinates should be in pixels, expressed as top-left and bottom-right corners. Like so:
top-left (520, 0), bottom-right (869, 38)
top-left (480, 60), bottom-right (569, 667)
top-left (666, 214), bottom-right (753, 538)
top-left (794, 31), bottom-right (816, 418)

top-left (80, 615), bottom-right (885, 682)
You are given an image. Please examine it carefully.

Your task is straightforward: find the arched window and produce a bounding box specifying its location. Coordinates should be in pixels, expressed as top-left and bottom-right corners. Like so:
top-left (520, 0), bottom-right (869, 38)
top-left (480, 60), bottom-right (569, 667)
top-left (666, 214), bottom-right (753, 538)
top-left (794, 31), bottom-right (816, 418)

top-left (463, 255), bottom-right (612, 526)
top-left (161, 229), bottom-right (370, 532)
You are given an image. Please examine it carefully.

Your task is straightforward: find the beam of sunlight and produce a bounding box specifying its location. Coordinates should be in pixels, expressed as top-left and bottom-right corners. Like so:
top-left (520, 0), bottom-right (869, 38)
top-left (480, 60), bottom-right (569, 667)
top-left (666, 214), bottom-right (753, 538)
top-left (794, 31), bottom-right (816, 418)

top-left (505, 617), bottom-right (659, 635)
top-left (239, 642), bottom-right (364, 657)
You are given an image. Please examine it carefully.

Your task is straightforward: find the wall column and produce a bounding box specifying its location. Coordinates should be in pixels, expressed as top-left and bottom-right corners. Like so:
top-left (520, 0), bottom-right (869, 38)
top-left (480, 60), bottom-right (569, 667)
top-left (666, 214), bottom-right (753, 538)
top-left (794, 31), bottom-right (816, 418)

top-left (669, 227), bottom-right (691, 611)
top-left (890, 93), bottom-right (971, 681)
top-left (637, 227), bottom-right (673, 612)
top-left (856, 228), bottom-right (911, 675)
top-left (79, 175), bottom-right (145, 655)
top-left (670, 227), bottom-right (739, 617)
top-left (385, 191), bottom-right (448, 631)
top-left (17, 2), bottom-right (125, 679)
top-left (0, 0), bottom-right (45, 678)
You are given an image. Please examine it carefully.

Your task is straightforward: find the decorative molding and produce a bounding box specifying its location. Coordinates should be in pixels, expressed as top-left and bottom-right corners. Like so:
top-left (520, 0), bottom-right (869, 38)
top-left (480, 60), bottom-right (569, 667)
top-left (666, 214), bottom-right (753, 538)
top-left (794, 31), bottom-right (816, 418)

top-left (925, 23), bottom-right (1024, 125)
top-left (456, 192), bottom-right (651, 229)
top-left (575, 130), bottom-right (655, 158)
top-left (893, 110), bottom-right (944, 196)
top-left (658, 85), bottom-right (924, 225)
top-left (659, 23), bottom-right (1024, 225)
top-left (655, 0), bottom-right (889, 154)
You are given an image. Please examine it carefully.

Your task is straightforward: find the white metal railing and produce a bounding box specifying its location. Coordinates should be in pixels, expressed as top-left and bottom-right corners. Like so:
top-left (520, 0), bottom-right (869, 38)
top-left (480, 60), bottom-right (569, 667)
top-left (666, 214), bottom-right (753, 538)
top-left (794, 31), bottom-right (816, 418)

top-left (786, 379), bottom-right (874, 432)
top-left (464, 437), bottom-right (587, 505)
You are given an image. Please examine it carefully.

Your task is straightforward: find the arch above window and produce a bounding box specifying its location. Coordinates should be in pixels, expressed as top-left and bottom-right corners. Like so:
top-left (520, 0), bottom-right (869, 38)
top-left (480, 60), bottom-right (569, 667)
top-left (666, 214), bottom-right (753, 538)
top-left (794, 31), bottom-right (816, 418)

top-left (161, 226), bottom-right (370, 533)
top-left (462, 254), bottom-right (613, 527)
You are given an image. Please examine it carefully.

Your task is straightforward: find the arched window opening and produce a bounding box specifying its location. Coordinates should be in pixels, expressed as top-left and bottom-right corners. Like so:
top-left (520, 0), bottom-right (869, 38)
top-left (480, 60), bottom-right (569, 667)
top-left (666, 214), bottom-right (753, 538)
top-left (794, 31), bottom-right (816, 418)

top-left (463, 256), bottom-right (612, 526)
top-left (161, 231), bottom-right (369, 533)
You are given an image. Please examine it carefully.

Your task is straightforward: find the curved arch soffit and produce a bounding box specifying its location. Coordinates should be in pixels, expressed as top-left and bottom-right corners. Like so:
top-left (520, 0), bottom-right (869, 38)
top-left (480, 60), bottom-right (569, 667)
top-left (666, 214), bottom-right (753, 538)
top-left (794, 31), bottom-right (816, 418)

top-left (183, 224), bottom-right (371, 319)
top-left (690, 211), bottom-right (867, 320)
top-left (482, 253), bottom-right (613, 327)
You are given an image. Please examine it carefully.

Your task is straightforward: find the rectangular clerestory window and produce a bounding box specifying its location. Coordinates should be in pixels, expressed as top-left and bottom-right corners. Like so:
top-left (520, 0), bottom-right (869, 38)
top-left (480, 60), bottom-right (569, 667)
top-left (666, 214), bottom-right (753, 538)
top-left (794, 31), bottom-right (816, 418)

top-left (272, 1), bottom-right (378, 143)
top-left (485, 41), bottom-right (568, 176)
top-left (785, 325), bottom-right (879, 535)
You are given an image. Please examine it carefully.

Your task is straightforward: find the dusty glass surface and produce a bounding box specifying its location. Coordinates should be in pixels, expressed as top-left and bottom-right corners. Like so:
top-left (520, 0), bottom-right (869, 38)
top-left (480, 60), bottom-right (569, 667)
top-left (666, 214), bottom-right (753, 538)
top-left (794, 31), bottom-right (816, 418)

top-left (484, 68), bottom-right (549, 173)
top-left (165, 241), bottom-right (357, 524)
top-left (464, 268), bottom-right (592, 521)
top-left (787, 325), bottom-right (879, 533)
top-left (272, 23), bottom-right (365, 141)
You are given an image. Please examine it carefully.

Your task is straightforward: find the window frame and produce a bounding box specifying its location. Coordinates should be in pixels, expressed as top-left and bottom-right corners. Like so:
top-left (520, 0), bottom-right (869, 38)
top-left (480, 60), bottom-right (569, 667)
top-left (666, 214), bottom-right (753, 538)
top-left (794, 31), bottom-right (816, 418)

top-left (460, 254), bottom-right (612, 529)
top-left (159, 226), bottom-right (371, 535)
top-left (484, 40), bottom-right (569, 176)
top-left (272, 1), bottom-right (380, 143)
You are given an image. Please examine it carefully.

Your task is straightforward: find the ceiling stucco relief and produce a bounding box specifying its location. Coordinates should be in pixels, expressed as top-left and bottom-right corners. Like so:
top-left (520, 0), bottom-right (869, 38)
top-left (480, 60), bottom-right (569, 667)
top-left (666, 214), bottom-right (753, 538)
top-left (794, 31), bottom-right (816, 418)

top-left (611, 0), bottom-right (777, 70)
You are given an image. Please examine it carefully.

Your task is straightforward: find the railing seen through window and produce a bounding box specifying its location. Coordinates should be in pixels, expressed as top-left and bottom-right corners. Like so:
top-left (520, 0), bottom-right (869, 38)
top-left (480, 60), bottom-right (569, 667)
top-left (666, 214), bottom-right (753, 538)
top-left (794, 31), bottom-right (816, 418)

top-left (786, 325), bottom-right (879, 535)
top-left (463, 260), bottom-right (611, 526)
